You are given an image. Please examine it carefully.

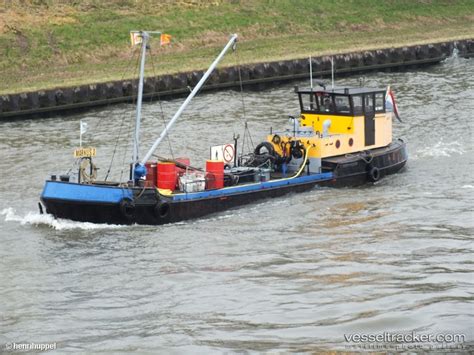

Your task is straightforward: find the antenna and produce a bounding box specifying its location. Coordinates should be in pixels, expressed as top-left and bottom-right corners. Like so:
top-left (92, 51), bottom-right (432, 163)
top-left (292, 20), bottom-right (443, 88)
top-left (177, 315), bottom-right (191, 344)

top-left (309, 56), bottom-right (315, 110)
top-left (331, 56), bottom-right (335, 90)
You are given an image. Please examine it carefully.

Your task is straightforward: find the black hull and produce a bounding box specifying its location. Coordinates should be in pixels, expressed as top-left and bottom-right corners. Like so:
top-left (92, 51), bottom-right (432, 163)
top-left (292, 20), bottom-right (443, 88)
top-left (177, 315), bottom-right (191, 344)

top-left (41, 140), bottom-right (407, 225)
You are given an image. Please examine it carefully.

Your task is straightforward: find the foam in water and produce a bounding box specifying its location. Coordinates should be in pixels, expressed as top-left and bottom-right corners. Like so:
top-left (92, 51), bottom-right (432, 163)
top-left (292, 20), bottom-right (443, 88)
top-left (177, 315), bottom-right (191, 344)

top-left (442, 47), bottom-right (459, 62)
top-left (415, 140), bottom-right (465, 159)
top-left (1, 207), bottom-right (123, 231)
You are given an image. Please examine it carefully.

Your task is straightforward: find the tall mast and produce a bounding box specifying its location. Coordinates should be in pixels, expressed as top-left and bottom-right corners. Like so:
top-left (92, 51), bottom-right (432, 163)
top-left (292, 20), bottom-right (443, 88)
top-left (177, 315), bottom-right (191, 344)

top-left (132, 31), bottom-right (149, 174)
top-left (140, 34), bottom-right (238, 165)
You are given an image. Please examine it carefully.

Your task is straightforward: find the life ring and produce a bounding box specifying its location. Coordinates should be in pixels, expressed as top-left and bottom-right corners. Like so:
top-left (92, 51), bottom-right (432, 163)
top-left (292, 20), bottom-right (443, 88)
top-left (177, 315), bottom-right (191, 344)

top-left (154, 201), bottom-right (170, 219)
top-left (79, 158), bottom-right (98, 183)
top-left (119, 198), bottom-right (135, 220)
top-left (368, 166), bottom-right (380, 182)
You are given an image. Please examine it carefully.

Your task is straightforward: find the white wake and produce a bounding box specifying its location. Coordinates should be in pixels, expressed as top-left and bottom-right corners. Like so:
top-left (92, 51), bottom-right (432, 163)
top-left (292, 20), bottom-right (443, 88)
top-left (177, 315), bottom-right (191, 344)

top-left (1, 208), bottom-right (123, 231)
top-left (415, 141), bottom-right (466, 159)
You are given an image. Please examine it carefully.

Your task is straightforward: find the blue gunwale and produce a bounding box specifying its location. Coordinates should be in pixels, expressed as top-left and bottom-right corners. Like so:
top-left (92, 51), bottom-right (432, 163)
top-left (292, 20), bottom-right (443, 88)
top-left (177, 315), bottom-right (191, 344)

top-left (170, 172), bottom-right (333, 201)
top-left (41, 172), bottom-right (333, 204)
top-left (41, 181), bottom-right (133, 204)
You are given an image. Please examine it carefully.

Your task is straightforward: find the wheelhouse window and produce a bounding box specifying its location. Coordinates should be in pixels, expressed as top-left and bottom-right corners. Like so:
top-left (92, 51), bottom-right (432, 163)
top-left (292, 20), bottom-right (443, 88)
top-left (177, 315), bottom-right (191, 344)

top-left (364, 93), bottom-right (375, 112)
top-left (375, 92), bottom-right (385, 112)
top-left (319, 93), bottom-right (333, 113)
top-left (299, 91), bottom-right (373, 115)
top-left (352, 95), bottom-right (363, 115)
top-left (299, 92), bottom-right (318, 112)
top-left (334, 95), bottom-right (351, 114)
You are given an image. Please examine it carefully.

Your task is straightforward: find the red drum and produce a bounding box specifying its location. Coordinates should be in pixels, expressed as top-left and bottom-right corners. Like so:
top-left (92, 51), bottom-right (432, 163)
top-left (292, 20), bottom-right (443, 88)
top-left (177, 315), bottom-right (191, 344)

top-left (145, 162), bottom-right (157, 187)
top-left (206, 160), bottom-right (224, 189)
top-left (157, 162), bottom-right (177, 190)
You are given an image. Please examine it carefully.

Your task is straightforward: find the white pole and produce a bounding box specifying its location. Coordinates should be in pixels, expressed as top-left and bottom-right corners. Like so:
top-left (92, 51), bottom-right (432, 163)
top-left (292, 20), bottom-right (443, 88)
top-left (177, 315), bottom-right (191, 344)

top-left (80, 120), bottom-right (84, 147)
top-left (331, 56), bottom-right (335, 89)
top-left (132, 31), bottom-right (149, 173)
top-left (140, 34), bottom-right (238, 165)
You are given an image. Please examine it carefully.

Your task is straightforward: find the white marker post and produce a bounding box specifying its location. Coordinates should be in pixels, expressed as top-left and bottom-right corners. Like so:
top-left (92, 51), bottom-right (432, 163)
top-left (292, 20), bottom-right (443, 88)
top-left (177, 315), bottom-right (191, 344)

top-left (80, 120), bottom-right (87, 147)
top-left (331, 57), bottom-right (335, 89)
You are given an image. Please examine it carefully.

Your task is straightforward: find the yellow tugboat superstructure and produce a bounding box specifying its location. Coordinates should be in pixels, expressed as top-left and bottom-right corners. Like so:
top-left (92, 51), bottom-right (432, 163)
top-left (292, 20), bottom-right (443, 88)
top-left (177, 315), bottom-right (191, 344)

top-left (266, 87), bottom-right (394, 166)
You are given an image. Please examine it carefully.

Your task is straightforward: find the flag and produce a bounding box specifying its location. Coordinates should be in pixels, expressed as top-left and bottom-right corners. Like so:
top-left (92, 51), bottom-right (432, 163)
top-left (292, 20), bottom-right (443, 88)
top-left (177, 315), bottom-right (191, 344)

top-left (160, 33), bottom-right (172, 46)
top-left (385, 86), bottom-right (402, 122)
top-left (130, 31), bottom-right (143, 46)
top-left (80, 120), bottom-right (88, 135)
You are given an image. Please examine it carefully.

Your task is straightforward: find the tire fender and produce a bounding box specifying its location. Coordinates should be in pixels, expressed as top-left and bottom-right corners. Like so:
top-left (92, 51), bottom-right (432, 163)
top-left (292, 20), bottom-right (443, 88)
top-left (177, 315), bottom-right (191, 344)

top-left (254, 141), bottom-right (275, 156)
top-left (119, 198), bottom-right (135, 220)
top-left (368, 166), bottom-right (380, 182)
top-left (154, 200), bottom-right (171, 219)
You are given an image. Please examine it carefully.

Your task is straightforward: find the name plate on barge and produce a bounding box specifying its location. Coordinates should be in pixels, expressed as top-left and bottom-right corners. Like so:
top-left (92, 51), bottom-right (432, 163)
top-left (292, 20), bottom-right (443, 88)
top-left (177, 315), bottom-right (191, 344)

top-left (74, 147), bottom-right (97, 158)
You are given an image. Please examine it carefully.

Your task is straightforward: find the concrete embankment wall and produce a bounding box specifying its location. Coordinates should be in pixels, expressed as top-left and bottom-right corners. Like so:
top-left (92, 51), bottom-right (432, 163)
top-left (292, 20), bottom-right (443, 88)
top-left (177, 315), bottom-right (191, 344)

top-left (1, 39), bottom-right (472, 120)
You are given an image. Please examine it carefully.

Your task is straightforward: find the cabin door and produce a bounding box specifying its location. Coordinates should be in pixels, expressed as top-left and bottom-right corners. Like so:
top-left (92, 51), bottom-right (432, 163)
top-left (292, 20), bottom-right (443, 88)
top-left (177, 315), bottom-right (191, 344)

top-left (364, 94), bottom-right (375, 146)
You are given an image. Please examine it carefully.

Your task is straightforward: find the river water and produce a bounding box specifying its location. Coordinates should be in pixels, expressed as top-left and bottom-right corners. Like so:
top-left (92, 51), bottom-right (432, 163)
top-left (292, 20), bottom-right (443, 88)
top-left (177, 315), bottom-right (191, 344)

top-left (0, 56), bottom-right (472, 353)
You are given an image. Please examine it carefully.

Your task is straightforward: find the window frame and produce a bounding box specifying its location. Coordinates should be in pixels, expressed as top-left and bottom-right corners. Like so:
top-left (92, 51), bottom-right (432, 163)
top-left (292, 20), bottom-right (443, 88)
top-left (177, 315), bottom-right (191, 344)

top-left (375, 91), bottom-right (385, 113)
top-left (363, 93), bottom-right (375, 113)
top-left (351, 94), bottom-right (364, 116)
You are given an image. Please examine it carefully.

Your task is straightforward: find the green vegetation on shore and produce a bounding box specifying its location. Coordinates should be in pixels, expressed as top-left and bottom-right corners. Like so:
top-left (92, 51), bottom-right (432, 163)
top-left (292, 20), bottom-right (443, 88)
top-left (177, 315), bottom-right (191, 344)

top-left (1, 0), bottom-right (473, 94)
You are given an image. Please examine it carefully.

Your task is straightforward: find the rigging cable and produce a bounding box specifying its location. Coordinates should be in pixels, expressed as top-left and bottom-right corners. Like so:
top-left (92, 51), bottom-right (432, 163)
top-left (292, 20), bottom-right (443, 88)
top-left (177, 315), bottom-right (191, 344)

top-left (119, 104), bottom-right (136, 183)
top-left (94, 46), bottom-right (140, 134)
top-left (118, 50), bottom-right (142, 183)
top-left (65, 45), bottom-right (140, 180)
top-left (104, 48), bottom-right (141, 181)
top-left (149, 46), bottom-right (175, 160)
top-left (235, 48), bottom-right (255, 156)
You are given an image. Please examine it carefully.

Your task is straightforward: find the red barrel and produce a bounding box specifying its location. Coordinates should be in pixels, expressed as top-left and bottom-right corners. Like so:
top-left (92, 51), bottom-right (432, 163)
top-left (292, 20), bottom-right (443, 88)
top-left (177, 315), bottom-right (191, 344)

top-left (206, 160), bottom-right (224, 189)
top-left (145, 162), bottom-right (157, 187)
top-left (157, 162), bottom-right (177, 190)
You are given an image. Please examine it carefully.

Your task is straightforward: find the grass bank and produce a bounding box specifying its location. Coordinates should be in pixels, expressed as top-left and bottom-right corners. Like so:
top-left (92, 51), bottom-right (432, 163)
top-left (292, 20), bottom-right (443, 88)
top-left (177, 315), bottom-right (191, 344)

top-left (1, 0), bottom-right (473, 94)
